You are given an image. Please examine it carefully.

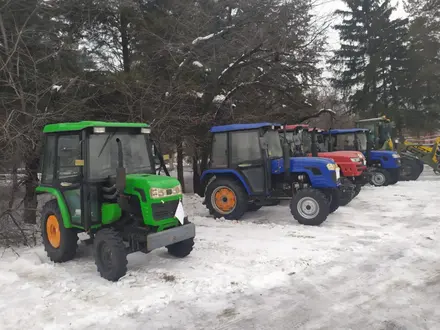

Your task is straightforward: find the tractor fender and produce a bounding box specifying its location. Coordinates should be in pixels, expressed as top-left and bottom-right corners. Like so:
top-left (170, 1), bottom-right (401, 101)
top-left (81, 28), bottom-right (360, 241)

top-left (289, 157), bottom-right (338, 188)
top-left (200, 169), bottom-right (252, 195)
top-left (36, 186), bottom-right (72, 228)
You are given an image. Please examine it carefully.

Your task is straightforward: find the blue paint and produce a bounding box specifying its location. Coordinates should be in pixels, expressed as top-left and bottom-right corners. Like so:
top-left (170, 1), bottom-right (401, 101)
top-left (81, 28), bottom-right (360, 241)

top-left (322, 128), bottom-right (369, 135)
top-left (369, 150), bottom-right (401, 169)
top-left (270, 157), bottom-right (339, 188)
top-left (210, 122), bottom-right (281, 133)
top-left (200, 169), bottom-right (252, 194)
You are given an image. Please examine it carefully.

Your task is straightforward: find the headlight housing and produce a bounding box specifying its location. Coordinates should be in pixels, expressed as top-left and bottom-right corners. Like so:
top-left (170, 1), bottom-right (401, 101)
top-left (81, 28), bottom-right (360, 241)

top-left (150, 184), bottom-right (182, 199)
top-left (350, 157), bottom-right (361, 163)
top-left (326, 163), bottom-right (336, 171)
top-left (392, 153), bottom-right (400, 158)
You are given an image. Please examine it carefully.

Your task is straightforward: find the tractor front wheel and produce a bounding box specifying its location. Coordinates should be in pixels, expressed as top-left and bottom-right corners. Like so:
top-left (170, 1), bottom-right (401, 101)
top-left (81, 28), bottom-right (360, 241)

top-left (338, 178), bottom-right (355, 207)
top-left (205, 178), bottom-right (248, 220)
top-left (400, 158), bottom-right (422, 181)
top-left (93, 228), bottom-right (127, 282)
top-left (167, 237), bottom-right (194, 258)
top-left (290, 189), bottom-right (330, 226)
top-left (41, 200), bottom-right (78, 263)
top-left (369, 169), bottom-right (391, 187)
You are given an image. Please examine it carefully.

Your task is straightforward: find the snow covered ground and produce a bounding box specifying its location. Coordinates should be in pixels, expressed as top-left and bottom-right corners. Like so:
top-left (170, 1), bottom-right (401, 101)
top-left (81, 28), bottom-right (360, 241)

top-left (1, 167), bottom-right (440, 330)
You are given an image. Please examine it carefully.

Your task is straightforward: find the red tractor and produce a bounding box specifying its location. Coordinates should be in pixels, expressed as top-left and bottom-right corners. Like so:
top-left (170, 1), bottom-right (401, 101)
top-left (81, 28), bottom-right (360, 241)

top-left (280, 124), bottom-right (369, 206)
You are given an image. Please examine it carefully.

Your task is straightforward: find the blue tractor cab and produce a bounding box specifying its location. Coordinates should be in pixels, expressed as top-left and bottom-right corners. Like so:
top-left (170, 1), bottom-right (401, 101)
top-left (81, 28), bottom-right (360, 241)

top-left (322, 128), bottom-right (401, 186)
top-left (200, 123), bottom-right (341, 226)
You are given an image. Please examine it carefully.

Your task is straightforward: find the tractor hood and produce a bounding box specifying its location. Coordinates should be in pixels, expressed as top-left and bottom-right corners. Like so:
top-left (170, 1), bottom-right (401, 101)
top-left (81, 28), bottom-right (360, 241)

top-left (124, 174), bottom-right (182, 200)
top-left (369, 150), bottom-right (400, 159)
top-left (290, 156), bottom-right (337, 169)
top-left (315, 151), bottom-right (366, 163)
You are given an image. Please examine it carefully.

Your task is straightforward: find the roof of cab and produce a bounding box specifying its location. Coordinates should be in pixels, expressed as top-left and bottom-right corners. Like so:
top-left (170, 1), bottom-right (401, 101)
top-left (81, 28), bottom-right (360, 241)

top-left (43, 121), bottom-right (149, 133)
top-left (210, 122), bottom-right (281, 133)
top-left (322, 128), bottom-right (369, 135)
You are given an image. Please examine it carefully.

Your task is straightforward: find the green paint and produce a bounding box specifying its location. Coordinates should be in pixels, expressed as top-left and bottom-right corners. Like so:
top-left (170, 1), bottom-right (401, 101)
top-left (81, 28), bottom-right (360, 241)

top-left (101, 203), bottom-right (122, 225)
top-left (36, 186), bottom-right (73, 228)
top-left (123, 174), bottom-right (181, 230)
top-left (43, 121), bottom-right (149, 133)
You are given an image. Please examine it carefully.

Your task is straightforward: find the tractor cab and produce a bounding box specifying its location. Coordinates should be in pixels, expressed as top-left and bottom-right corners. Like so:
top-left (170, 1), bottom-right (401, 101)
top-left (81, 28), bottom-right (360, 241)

top-left (322, 128), bottom-right (401, 186)
top-left (36, 121), bottom-right (195, 281)
top-left (355, 116), bottom-right (395, 150)
top-left (201, 123), bottom-right (341, 226)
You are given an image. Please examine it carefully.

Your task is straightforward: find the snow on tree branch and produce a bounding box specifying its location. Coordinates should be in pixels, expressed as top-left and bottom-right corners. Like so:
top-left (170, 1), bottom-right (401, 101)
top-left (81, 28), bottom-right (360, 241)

top-left (191, 25), bottom-right (235, 46)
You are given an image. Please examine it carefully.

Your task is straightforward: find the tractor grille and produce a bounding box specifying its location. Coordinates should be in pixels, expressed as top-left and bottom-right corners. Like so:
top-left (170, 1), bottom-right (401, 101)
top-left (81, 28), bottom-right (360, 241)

top-left (151, 200), bottom-right (179, 221)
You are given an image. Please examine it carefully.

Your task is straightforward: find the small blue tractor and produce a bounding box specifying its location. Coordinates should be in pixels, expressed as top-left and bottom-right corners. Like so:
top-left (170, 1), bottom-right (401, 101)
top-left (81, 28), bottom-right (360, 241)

top-left (199, 123), bottom-right (342, 226)
top-left (321, 128), bottom-right (401, 186)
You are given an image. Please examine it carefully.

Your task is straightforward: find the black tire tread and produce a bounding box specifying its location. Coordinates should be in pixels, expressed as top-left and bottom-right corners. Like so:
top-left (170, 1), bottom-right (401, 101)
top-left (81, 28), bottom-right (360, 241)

top-left (93, 228), bottom-right (127, 282)
top-left (205, 178), bottom-right (248, 220)
top-left (41, 199), bottom-right (78, 263)
top-left (167, 237), bottom-right (194, 258)
top-left (290, 189), bottom-right (330, 226)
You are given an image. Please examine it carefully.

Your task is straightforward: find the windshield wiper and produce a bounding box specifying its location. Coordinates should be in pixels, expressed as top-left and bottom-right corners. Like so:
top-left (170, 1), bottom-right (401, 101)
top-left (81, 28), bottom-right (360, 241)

top-left (98, 132), bottom-right (116, 158)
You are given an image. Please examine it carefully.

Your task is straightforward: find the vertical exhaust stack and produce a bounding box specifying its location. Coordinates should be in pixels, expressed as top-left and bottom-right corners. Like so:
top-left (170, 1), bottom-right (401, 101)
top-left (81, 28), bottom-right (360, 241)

top-left (311, 128), bottom-right (318, 157)
top-left (282, 124), bottom-right (291, 182)
top-left (115, 138), bottom-right (126, 192)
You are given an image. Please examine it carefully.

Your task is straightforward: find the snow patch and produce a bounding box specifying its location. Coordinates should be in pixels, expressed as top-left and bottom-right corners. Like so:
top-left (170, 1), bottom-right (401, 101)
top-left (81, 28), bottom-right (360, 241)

top-left (192, 61), bottom-right (203, 68)
top-left (212, 94), bottom-right (226, 103)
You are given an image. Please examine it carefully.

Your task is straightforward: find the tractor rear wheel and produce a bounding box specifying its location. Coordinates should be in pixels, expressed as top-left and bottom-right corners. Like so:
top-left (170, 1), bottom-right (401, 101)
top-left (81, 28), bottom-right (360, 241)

top-left (205, 178), bottom-right (248, 220)
top-left (400, 158), bottom-right (421, 181)
top-left (167, 237), bottom-right (194, 258)
top-left (290, 189), bottom-right (330, 226)
top-left (353, 184), bottom-right (362, 198)
top-left (369, 168), bottom-right (391, 187)
top-left (41, 200), bottom-right (78, 263)
top-left (93, 228), bottom-right (127, 282)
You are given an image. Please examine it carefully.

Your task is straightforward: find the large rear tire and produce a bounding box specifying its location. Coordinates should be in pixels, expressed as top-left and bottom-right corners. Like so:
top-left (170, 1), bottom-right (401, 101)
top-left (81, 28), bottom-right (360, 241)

top-left (205, 178), bottom-right (248, 220)
top-left (400, 158), bottom-right (422, 181)
top-left (290, 189), bottom-right (330, 226)
top-left (41, 200), bottom-right (78, 263)
top-left (93, 228), bottom-right (127, 282)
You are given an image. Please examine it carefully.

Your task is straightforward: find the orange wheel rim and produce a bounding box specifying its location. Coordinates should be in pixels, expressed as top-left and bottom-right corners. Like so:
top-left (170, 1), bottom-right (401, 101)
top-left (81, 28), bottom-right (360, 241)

top-left (46, 215), bottom-right (61, 248)
top-left (214, 187), bottom-right (237, 213)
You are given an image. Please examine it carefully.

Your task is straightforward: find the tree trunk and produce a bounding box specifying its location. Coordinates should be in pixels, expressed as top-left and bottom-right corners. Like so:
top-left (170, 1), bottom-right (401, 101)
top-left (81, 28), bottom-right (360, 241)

top-left (23, 157), bottom-right (39, 224)
top-left (120, 10), bottom-right (130, 73)
top-left (176, 140), bottom-right (185, 193)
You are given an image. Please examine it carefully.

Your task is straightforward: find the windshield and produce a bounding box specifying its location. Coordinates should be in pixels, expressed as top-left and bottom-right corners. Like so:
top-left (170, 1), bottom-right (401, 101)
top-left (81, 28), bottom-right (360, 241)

top-left (334, 132), bottom-right (367, 151)
top-left (89, 132), bottom-right (152, 179)
top-left (264, 130), bottom-right (283, 158)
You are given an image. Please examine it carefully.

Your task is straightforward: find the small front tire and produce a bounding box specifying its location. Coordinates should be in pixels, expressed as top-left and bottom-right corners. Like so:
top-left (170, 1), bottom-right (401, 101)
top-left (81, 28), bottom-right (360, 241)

top-left (290, 189), bottom-right (330, 226)
top-left (93, 228), bottom-right (127, 282)
top-left (167, 237), bottom-right (194, 258)
top-left (369, 168), bottom-right (391, 187)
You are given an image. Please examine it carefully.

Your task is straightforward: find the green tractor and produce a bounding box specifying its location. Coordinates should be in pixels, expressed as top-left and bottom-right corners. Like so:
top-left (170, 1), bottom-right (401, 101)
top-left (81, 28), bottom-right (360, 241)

top-left (355, 116), bottom-right (429, 180)
top-left (36, 121), bottom-right (196, 281)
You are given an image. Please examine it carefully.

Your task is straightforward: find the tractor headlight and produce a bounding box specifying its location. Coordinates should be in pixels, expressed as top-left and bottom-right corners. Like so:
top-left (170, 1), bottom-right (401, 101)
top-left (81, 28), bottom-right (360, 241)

top-left (93, 127), bottom-right (106, 133)
top-left (149, 184), bottom-right (182, 199)
top-left (392, 153), bottom-right (400, 158)
top-left (141, 127), bottom-right (151, 134)
top-left (172, 184), bottom-right (182, 195)
top-left (326, 163), bottom-right (336, 171)
top-left (350, 157), bottom-right (361, 163)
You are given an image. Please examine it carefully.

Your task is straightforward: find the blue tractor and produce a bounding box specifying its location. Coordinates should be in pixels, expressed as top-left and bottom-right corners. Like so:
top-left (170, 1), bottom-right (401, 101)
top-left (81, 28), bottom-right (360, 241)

top-left (199, 123), bottom-right (342, 226)
top-left (321, 128), bottom-right (401, 186)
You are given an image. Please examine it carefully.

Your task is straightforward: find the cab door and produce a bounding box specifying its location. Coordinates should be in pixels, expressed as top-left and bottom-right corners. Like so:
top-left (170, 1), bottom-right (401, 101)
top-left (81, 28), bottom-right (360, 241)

top-left (228, 129), bottom-right (268, 195)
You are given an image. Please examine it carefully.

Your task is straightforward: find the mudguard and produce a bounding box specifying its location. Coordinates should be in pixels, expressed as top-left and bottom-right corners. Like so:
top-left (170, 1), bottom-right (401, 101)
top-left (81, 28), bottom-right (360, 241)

top-left (200, 169), bottom-right (252, 195)
top-left (271, 157), bottom-right (339, 188)
top-left (368, 150), bottom-right (400, 169)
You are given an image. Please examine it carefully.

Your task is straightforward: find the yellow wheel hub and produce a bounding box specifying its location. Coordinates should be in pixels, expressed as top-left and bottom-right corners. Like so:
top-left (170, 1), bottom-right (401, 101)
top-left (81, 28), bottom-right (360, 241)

top-left (46, 215), bottom-right (61, 248)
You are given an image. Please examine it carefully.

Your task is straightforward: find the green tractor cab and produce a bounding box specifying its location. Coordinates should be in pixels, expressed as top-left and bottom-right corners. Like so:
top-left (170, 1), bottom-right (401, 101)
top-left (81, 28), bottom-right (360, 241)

top-left (36, 121), bottom-right (195, 281)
